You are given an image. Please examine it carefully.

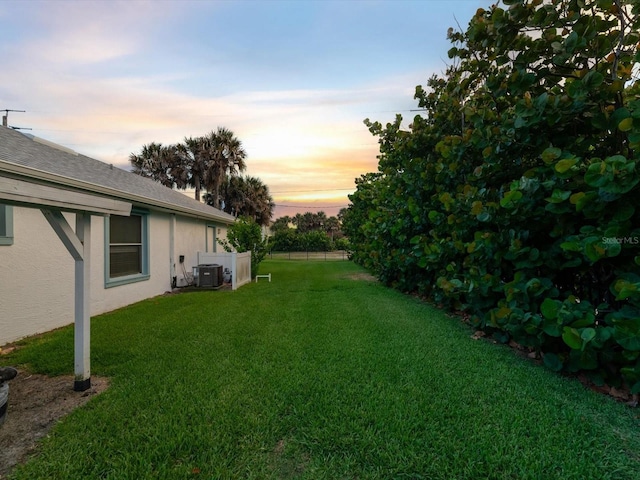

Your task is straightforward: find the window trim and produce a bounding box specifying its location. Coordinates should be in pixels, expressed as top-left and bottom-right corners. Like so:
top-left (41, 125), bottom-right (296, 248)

top-left (0, 205), bottom-right (14, 246)
top-left (104, 209), bottom-right (149, 288)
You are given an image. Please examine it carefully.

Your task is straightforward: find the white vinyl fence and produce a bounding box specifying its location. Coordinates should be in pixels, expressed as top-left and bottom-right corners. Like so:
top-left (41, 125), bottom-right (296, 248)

top-left (197, 251), bottom-right (252, 290)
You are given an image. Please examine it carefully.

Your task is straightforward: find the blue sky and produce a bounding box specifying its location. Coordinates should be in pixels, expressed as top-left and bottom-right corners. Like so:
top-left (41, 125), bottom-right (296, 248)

top-left (0, 0), bottom-right (488, 217)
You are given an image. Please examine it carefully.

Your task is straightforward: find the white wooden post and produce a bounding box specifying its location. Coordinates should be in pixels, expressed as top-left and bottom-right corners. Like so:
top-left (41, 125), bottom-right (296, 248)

top-left (74, 213), bottom-right (91, 391)
top-left (41, 210), bottom-right (92, 391)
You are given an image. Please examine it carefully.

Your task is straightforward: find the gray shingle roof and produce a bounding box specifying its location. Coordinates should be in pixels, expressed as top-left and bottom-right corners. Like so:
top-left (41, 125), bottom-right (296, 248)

top-left (0, 126), bottom-right (235, 223)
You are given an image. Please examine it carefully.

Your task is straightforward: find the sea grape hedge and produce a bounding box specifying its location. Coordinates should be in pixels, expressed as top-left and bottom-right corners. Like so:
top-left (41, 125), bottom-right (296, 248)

top-left (343, 0), bottom-right (640, 390)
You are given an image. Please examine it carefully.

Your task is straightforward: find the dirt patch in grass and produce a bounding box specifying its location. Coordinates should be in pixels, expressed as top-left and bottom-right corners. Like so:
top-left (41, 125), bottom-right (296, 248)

top-left (0, 369), bottom-right (109, 478)
top-left (347, 272), bottom-right (378, 282)
top-left (270, 438), bottom-right (309, 478)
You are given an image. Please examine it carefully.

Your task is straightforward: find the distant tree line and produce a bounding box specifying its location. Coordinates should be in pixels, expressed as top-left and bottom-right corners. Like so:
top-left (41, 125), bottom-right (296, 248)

top-left (129, 127), bottom-right (274, 226)
top-left (270, 211), bottom-right (349, 252)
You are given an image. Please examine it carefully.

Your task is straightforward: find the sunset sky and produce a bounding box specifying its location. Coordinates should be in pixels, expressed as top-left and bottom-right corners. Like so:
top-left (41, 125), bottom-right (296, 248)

top-left (0, 0), bottom-right (488, 218)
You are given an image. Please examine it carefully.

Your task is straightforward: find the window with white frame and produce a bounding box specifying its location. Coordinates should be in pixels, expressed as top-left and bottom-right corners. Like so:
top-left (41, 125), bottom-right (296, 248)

top-left (0, 205), bottom-right (13, 246)
top-left (106, 210), bottom-right (149, 286)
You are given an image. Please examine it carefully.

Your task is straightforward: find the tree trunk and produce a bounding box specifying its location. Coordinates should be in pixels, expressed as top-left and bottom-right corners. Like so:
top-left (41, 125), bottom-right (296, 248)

top-left (194, 175), bottom-right (203, 202)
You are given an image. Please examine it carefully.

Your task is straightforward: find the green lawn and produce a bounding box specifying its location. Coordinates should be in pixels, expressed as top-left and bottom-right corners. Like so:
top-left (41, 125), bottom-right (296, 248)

top-left (5, 260), bottom-right (640, 479)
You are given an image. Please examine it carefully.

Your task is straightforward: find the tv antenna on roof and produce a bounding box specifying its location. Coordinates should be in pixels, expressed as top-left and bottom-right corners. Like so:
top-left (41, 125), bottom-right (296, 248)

top-left (2, 109), bottom-right (29, 130)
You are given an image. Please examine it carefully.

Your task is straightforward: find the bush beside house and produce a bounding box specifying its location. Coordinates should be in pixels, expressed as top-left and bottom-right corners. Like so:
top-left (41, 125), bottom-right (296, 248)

top-left (343, 0), bottom-right (640, 391)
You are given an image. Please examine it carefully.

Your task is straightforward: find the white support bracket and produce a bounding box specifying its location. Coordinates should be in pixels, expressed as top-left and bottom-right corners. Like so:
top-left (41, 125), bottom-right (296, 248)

top-left (255, 273), bottom-right (271, 282)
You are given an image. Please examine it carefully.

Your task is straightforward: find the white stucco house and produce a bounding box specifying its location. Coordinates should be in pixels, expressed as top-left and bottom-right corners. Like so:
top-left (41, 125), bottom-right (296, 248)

top-left (0, 126), bottom-right (237, 389)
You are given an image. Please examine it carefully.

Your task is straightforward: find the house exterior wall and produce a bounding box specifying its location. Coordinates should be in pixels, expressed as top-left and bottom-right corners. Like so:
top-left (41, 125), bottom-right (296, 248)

top-left (0, 207), bottom-right (74, 344)
top-left (217, 225), bottom-right (229, 251)
top-left (90, 212), bottom-right (172, 315)
top-left (0, 206), bottom-right (229, 346)
top-left (172, 215), bottom-right (215, 287)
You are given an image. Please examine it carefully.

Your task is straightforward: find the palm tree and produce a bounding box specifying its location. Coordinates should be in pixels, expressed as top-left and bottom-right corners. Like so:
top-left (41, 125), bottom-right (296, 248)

top-left (176, 136), bottom-right (207, 202)
top-left (315, 211), bottom-right (328, 231)
top-left (293, 213), bottom-right (303, 230)
top-left (243, 176), bottom-right (274, 226)
top-left (298, 212), bottom-right (317, 233)
top-left (324, 216), bottom-right (340, 240)
top-left (203, 127), bottom-right (247, 209)
top-left (131, 128), bottom-right (248, 205)
top-left (217, 175), bottom-right (274, 226)
top-left (129, 143), bottom-right (187, 189)
top-left (271, 215), bottom-right (292, 233)
top-left (218, 176), bottom-right (245, 216)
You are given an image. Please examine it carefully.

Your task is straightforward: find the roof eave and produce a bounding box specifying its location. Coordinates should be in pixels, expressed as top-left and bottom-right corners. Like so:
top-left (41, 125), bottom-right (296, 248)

top-left (0, 160), bottom-right (236, 225)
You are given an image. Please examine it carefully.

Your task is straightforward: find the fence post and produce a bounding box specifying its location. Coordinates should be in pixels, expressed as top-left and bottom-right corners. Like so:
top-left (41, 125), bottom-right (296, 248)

top-left (231, 253), bottom-right (237, 290)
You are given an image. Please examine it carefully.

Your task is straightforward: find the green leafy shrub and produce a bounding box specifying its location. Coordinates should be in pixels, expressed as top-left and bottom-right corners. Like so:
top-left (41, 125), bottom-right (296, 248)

top-left (218, 216), bottom-right (269, 278)
top-left (343, 0), bottom-right (640, 390)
